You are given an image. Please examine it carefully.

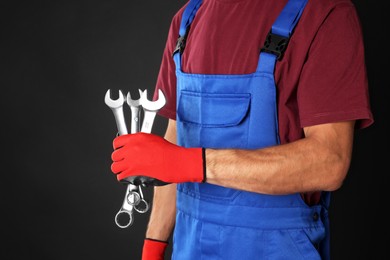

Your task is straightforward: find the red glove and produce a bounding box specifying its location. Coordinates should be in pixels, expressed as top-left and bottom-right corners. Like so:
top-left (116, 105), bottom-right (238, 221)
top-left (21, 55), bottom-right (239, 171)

top-left (111, 133), bottom-right (205, 185)
top-left (141, 239), bottom-right (168, 260)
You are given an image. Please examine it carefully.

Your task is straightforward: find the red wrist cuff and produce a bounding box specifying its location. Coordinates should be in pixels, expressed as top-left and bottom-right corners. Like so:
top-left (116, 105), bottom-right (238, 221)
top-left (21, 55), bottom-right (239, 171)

top-left (142, 238), bottom-right (168, 260)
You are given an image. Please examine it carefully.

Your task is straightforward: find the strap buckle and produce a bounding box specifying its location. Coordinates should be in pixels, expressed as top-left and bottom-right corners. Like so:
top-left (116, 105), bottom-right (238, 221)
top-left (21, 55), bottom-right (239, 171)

top-left (173, 26), bottom-right (191, 57)
top-left (173, 35), bottom-right (187, 56)
top-left (261, 31), bottom-right (290, 60)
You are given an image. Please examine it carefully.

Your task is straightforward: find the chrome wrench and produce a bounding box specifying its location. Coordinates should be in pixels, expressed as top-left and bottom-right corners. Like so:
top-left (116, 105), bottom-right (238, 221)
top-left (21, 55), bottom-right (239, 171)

top-left (124, 89), bottom-right (167, 186)
top-left (105, 89), bottom-right (139, 228)
top-left (125, 89), bottom-right (149, 214)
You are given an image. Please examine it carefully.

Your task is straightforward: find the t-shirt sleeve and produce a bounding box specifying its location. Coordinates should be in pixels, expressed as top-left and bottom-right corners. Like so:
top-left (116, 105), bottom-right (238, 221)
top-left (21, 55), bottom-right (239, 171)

top-left (298, 3), bottom-right (374, 129)
top-left (152, 6), bottom-right (187, 120)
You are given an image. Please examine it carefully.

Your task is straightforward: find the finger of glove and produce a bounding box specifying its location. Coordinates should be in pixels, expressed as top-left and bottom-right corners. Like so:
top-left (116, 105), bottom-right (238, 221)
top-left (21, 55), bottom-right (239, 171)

top-left (111, 148), bottom-right (126, 162)
top-left (113, 134), bottom-right (133, 149)
top-left (111, 160), bottom-right (130, 174)
top-left (117, 168), bottom-right (140, 182)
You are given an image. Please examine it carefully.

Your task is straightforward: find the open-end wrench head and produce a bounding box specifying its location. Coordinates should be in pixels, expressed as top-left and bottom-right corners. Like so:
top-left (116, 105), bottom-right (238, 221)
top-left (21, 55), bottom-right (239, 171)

top-left (126, 91), bottom-right (141, 107)
top-left (138, 89), bottom-right (144, 98)
top-left (140, 89), bottom-right (166, 111)
top-left (105, 89), bottom-right (125, 108)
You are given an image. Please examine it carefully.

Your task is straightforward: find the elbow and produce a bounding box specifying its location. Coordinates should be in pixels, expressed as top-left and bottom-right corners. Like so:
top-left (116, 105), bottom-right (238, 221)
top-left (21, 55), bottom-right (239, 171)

top-left (323, 157), bottom-right (351, 192)
top-left (325, 176), bottom-right (344, 191)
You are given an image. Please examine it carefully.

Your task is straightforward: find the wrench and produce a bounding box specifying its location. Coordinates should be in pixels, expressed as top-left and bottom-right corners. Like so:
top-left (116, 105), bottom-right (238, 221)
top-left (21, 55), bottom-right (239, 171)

top-left (125, 89), bottom-right (150, 214)
top-left (105, 89), bottom-right (140, 228)
top-left (124, 89), bottom-right (167, 186)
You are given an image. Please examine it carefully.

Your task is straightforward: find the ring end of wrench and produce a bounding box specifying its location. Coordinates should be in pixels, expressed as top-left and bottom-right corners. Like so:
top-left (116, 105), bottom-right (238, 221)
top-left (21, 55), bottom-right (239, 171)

top-left (115, 210), bottom-right (134, 228)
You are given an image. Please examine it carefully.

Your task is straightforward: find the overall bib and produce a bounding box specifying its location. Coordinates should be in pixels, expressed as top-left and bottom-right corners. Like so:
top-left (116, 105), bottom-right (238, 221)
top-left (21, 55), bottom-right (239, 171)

top-left (173, 0), bottom-right (330, 259)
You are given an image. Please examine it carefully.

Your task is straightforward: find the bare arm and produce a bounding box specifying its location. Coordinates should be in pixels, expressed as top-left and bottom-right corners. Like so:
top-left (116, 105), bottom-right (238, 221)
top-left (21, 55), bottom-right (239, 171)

top-left (145, 120), bottom-right (354, 238)
top-left (145, 119), bottom-right (177, 241)
top-left (206, 121), bottom-right (355, 194)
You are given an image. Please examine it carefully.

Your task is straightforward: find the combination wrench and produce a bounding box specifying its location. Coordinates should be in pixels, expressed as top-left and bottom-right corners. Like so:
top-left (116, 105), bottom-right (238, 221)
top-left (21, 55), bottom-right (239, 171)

top-left (105, 89), bottom-right (143, 228)
top-left (123, 89), bottom-right (167, 186)
top-left (117, 90), bottom-right (150, 222)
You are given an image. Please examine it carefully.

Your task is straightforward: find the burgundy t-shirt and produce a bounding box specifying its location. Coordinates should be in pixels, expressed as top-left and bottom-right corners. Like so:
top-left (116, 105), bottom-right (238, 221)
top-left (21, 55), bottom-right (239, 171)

top-left (153, 0), bottom-right (374, 205)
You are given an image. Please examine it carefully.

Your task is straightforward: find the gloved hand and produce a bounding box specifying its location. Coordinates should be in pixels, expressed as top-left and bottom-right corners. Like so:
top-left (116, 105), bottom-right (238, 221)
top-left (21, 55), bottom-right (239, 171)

top-left (141, 239), bottom-right (168, 260)
top-left (111, 133), bottom-right (205, 185)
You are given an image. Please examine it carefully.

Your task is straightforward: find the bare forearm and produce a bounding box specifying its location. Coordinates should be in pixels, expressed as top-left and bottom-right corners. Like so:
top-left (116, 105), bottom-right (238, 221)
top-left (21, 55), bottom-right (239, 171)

top-left (206, 121), bottom-right (355, 195)
top-left (145, 184), bottom-right (176, 241)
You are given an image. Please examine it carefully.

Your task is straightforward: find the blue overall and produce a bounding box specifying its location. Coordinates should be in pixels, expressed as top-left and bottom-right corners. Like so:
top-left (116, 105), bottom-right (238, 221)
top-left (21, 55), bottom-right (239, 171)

top-left (173, 0), bottom-right (330, 259)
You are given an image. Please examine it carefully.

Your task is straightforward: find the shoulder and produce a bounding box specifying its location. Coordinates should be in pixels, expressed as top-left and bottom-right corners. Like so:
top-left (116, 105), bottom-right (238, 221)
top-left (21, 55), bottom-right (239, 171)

top-left (296, 0), bottom-right (363, 48)
top-left (306, 0), bottom-right (356, 11)
top-left (170, 1), bottom-right (190, 29)
top-left (165, 1), bottom-right (191, 44)
top-left (303, 0), bottom-right (359, 24)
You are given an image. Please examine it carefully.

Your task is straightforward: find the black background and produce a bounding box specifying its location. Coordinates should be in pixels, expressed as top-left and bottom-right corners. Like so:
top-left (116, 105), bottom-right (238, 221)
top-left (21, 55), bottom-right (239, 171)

top-left (1, 0), bottom-right (388, 259)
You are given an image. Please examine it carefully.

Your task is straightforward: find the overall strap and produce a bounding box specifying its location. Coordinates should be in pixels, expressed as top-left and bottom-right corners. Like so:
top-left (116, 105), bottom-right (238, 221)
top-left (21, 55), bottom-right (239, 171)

top-left (257, 0), bottom-right (308, 73)
top-left (173, 0), bottom-right (203, 69)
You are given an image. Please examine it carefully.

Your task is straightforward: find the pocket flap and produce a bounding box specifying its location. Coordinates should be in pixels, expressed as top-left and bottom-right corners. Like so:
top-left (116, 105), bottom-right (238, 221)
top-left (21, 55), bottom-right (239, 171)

top-left (177, 91), bottom-right (251, 127)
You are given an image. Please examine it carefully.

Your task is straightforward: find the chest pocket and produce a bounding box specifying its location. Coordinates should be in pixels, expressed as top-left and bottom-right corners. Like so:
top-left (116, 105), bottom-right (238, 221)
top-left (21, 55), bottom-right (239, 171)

top-left (177, 90), bottom-right (251, 149)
